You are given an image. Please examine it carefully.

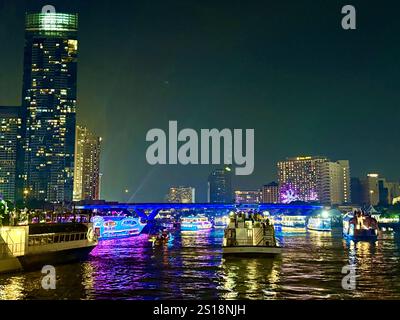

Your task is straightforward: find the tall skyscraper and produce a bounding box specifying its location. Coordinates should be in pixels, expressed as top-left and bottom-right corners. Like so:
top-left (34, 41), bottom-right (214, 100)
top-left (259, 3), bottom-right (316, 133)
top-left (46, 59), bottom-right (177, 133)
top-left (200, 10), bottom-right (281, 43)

top-left (277, 156), bottom-right (351, 205)
top-left (21, 8), bottom-right (78, 203)
top-left (166, 186), bottom-right (195, 203)
top-left (0, 107), bottom-right (23, 202)
top-left (73, 126), bottom-right (101, 201)
top-left (234, 190), bottom-right (261, 204)
top-left (208, 167), bottom-right (233, 203)
top-left (262, 182), bottom-right (279, 203)
top-left (277, 156), bottom-right (326, 203)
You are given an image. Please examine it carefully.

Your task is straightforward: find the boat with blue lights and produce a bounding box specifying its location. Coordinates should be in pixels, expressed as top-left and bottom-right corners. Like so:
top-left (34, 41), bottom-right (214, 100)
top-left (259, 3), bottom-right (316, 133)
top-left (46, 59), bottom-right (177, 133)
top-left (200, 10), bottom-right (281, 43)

top-left (180, 215), bottom-right (212, 231)
top-left (272, 214), bottom-right (307, 228)
top-left (343, 210), bottom-right (378, 240)
top-left (213, 215), bottom-right (229, 229)
top-left (307, 211), bottom-right (332, 232)
top-left (92, 216), bottom-right (146, 239)
top-left (223, 212), bottom-right (282, 256)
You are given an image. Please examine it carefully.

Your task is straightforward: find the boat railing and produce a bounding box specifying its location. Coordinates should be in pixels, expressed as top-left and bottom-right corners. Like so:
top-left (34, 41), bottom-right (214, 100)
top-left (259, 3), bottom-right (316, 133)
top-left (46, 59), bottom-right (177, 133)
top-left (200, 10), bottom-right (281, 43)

top-left (28, 231), bottom-right (88, 247)
top-left (0, 241), bottom-right (24, 258)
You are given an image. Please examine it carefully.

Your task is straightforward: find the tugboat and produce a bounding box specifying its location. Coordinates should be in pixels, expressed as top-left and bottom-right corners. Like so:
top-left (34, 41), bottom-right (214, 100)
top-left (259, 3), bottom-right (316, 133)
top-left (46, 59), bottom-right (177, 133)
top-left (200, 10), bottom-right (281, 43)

top-left (222, 212), bottom-right (282, 256)
top-left (343, 210), bottom-right (378, 240)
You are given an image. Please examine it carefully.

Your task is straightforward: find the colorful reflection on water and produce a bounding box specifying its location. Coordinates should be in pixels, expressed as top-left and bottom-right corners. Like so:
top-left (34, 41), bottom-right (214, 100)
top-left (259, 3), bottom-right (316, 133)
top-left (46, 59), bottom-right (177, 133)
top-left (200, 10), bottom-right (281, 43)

top-left (1, 228), bottom-right (400, 299)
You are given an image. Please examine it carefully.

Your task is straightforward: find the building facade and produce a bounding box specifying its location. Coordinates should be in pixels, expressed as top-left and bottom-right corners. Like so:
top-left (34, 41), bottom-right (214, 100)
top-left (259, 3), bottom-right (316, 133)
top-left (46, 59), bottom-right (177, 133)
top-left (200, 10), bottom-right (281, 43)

top-left (0, 107), bottom-right (23, 202)
top-left (277, 156), bottom-right (326, 203)
top-left (21, 9), bottom-right (78, 203)
top-left (167, 186), bottom-right (195, 203)
top-left (73, 126), bottom-right (101, 201)
top-left (208, 167), bottom-right (233, 203)
top-left (361, 174), bottom-right (380, 206)
top-left (277, 156), bottom-right (351, 205)
top-left (234, 190), bottom-right (261, 204)
top-left (262, 182), bottom-right (279, 203)
top-left (319, 160), bottom-right (351, 205)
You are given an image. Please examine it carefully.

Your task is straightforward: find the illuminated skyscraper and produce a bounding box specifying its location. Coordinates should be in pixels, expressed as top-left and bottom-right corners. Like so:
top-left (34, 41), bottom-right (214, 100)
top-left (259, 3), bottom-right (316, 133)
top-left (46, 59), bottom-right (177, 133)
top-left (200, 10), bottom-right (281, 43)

top-left (278, 156), bottom-right (327, 203)
top-left (21, 8), bottom-right (78, 203)
top-left (166, 186), bottom-right (195, 203)
top-left (73, 126), bottom-right (101, 201)
top-left (208, 167), bottom-right (233, 203)
top-left (277, 156), bottom-right (351, 205)
top-left (0, 107), bottom-right (23, 202)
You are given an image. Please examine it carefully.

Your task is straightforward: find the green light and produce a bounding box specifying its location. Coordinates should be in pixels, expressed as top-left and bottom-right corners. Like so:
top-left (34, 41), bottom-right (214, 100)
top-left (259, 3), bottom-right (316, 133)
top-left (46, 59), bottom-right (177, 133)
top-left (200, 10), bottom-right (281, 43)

top-left (26, 13), bottom-right (78, 32)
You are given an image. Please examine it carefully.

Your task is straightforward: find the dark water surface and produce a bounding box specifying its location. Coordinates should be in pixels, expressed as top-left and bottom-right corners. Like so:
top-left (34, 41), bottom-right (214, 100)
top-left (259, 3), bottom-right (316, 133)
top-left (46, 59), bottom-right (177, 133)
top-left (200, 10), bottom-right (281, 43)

top-left (1, 228), bottom-right (400, 300)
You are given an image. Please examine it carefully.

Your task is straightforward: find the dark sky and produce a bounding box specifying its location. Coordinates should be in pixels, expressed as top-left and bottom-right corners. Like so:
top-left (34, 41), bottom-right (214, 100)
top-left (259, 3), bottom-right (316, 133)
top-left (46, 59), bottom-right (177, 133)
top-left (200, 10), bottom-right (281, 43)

top-left (0, 0), bottom-right (399, 202)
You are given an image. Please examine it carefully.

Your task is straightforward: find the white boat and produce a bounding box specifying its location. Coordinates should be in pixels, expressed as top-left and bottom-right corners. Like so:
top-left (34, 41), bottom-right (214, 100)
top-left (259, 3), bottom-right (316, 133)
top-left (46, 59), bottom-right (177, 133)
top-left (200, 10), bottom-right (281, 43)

top-left (272, 214), bottom-right (307, 228)
top-left (222, 212), bottom-right (282, 256)
top-left (307, 211), bottom-right (332, 232)
top-left (180, 215), bottom-right (212, 231)
top-left (213, 215), bottom-right (229, 228)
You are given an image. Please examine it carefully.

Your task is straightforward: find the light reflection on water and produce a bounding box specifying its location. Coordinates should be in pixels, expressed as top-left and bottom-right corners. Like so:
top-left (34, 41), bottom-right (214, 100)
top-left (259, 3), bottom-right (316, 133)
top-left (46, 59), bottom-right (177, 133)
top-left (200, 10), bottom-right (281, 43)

top-left (1, 228), bottom-right (400, 300)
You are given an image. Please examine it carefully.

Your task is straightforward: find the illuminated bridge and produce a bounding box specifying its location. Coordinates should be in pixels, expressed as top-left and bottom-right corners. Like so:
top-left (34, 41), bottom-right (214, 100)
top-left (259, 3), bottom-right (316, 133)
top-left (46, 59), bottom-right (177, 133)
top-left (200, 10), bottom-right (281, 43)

top-left (74, 202), bottom-right (325, 221)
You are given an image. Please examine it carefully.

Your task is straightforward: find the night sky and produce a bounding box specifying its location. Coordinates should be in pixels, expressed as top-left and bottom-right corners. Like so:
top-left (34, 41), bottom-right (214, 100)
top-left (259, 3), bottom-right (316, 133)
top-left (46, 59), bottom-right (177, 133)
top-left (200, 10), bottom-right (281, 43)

top-left (0, 0), bottom-right (399, 202)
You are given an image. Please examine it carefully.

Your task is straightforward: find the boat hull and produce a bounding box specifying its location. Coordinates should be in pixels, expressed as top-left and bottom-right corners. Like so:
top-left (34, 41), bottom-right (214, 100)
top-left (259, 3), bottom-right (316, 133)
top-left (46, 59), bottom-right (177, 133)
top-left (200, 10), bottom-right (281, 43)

top-left (222, 246), bottom-right (282, 256)
top-left (343, 229), bottom-right (378, 241)
top-left (18, 245), bottom-right (96, 271)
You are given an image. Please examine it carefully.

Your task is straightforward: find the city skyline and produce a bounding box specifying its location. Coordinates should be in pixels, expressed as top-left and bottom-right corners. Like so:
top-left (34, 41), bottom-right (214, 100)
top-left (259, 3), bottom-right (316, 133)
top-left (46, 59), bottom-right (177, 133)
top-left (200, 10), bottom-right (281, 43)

top-left (0, 0), bottom-right (399, 202)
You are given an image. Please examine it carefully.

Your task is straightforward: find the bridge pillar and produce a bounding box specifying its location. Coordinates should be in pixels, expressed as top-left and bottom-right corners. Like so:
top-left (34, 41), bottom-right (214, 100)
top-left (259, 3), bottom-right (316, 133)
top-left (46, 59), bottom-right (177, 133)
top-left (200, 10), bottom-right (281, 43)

top-left (133, 208), bottom-right (162, 221)
top-left (134, 208), bottom-right (148, 220)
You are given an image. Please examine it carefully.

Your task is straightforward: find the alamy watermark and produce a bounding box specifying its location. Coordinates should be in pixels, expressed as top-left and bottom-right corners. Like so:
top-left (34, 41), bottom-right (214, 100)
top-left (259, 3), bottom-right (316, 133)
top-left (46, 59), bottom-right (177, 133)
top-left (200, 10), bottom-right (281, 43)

top-left (145, 121), bottom-right (254, 175)
top-left (341, 265), bottom-right (358, 291)
top-left (41, 265), bottom-right (56, 290)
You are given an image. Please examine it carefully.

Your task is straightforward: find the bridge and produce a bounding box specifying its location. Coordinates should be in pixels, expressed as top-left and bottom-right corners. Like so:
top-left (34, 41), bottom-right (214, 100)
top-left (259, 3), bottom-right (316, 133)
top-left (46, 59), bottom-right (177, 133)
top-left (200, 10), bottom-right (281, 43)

top-left (74, 202), bottom-right (325, 221)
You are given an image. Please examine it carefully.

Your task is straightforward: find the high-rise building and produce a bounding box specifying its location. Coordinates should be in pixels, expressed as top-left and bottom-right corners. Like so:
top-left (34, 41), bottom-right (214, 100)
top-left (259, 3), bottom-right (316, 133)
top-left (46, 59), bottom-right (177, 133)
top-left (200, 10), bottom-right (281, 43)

top-left (0, 107), bottom-right (23, 202)
top-left (262, 182), bottom-right (279, 203)
top-left (376, 178), bottom-right (400, 206)
top-left (350, 177), bottom-right (363, 205)
top-left (166, 186), bottom-right (195, 203)
top-left (21, 8), bottom-right (78, 203)
top-left (277, 156), bottom-right (326, 203)
top-left (386, 181), bottom-right (400, 205)
top-left (234, 190), bottom-right (261, 204)
top-left (208, 167), bottom-right (233, 203)
top-left (277, 156), bottom-right (351, 205)
top-left (319, 160), bottom-right (351, 205)
top-left (361, 173), bottom-right (380, 206)
top-left (73, 126), bottom-right (101, 201)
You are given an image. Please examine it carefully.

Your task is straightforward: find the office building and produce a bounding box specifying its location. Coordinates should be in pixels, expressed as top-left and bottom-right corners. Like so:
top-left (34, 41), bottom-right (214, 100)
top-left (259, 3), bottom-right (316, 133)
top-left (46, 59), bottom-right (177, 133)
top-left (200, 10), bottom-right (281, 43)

top-left (234, 190), bottom-right (261, 204)
top-left (22, 8), bottom-right (78, 203)
top-left (167, 186), bottom-right (195, 203)
top-left (208, 167), bottom-right (233, 203)
top-left (73, 126), bottom-right (101, 201)
top-left (262, 182), bottom-right (279, 203)
top-left (0, 107), bottom-right (23, 202)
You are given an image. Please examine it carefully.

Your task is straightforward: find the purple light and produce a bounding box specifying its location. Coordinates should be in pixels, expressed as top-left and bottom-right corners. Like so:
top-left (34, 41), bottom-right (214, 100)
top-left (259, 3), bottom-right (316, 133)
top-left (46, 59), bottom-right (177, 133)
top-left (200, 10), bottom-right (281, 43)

top-left (280, 184), bottom-right (299, 204)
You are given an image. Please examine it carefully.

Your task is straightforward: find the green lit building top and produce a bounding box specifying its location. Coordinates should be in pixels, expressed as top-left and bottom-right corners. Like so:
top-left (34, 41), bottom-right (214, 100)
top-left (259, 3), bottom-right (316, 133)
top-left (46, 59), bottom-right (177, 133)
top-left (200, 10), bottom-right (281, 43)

top-left (25, 12), bottom-right (78, 35)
